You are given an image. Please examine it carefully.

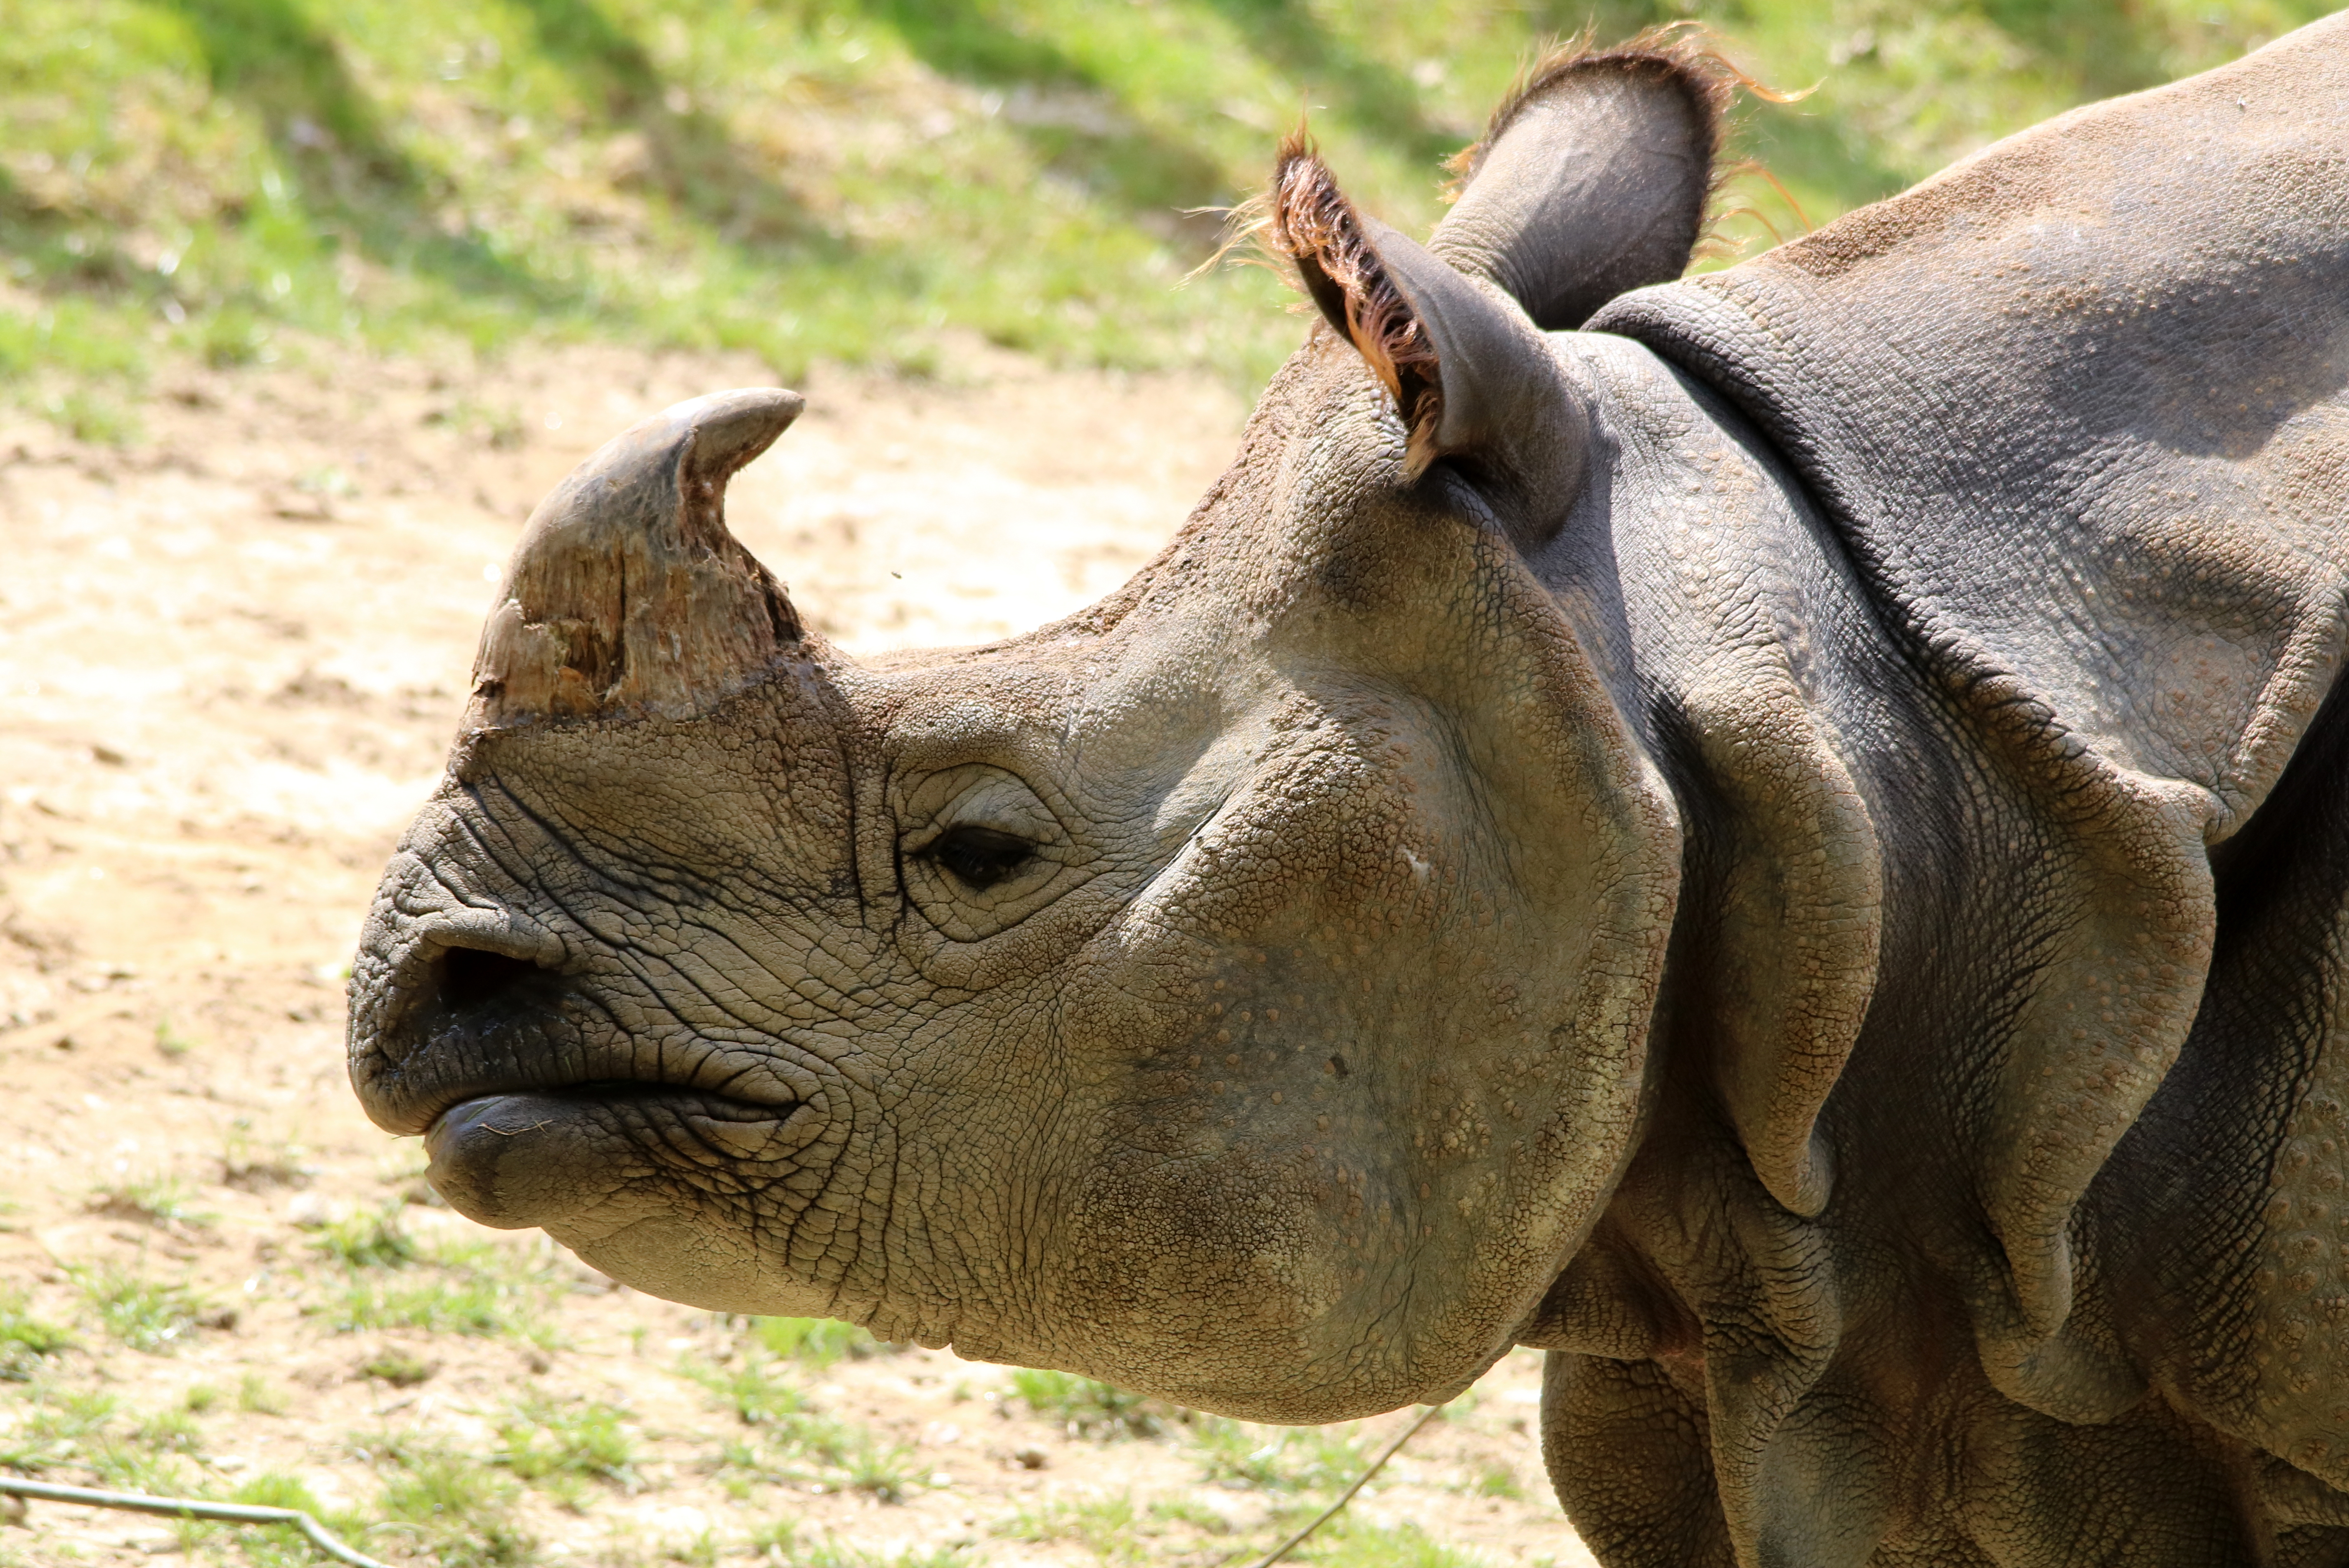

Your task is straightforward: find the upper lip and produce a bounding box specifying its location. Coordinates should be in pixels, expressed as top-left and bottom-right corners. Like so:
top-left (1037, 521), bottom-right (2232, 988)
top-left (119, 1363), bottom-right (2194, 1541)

top-left (350, 928), bottom-right (811, 1136)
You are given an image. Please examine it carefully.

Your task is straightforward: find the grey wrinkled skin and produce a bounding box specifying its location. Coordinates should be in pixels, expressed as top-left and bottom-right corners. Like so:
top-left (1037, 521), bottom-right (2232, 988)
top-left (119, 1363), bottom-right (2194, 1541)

top-left (352, 19), bottom-right (2349, 1566)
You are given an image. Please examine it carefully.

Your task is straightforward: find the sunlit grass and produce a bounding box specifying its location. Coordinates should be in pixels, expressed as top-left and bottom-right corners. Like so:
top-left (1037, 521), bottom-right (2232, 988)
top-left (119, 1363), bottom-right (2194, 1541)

top-left (685, 1350), bottom-right (808, 1427)
top-left (1011, 1367), bottom-right (1183, 1439)
top-left (128, 1406), bottom-right (202, 1453)
top-left (219, 1117), bottom-right (314, 1191)
top-left (324, 1234), bottom-right (559, 1347)
top-left (198, 1473), bottom-right (373, 1568)
top-left (751, 1314), bottom-right (889, 1369)
top-left (1295, 1516), bottom-right (1491, 1568)
top-left (994, 1491), bottom-right (1167, 1562)
top-left (1191, 1418), bottom-right (1362, 1492)
top-left (69, 1262), bottom-right (206, 1353)
top-left (0, 1383), bottom-right (116, 1473)
top-left (494, 1391), bottom-right (643, 1492)
top-left (238, 1370), bottom-right (291, 1416)
top-left (753, 1522), bottom-right (971, 1568)
top-left (5, 0), bottom-right (2315, 433)
top-left (0, 1292), bottom-right (74, 1381)
top-left (360, 1430), bottom-right (535, 1567)
top-left (681, 1349), bottom-right (932, 1503)
top-left (85, 1173), bottom-right (216, 1231)
top-left (309, 1201), bottom-right (421, 1269)
top-left (360, 1348), bottom-right (434, 1387)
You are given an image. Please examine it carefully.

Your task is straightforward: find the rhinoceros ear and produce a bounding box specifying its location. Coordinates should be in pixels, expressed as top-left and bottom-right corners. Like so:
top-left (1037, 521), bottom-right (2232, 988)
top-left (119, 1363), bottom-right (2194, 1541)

top-left (1268, 141), bottom-right (1587, 543)
top-left (1431, 33), bottom-right (1730, 330)
top-left (469, 388), bottom-right (806, 730)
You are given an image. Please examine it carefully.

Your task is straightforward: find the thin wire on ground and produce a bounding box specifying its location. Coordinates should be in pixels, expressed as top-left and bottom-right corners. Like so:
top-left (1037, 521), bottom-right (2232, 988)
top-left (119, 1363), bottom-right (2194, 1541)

top-left (1236, 1401), bottom-right (1450, 1568)
top-left (4, 1397), bottom-right (1453, 1568)
top-left (0, 1474), bottom-right (395, 1568)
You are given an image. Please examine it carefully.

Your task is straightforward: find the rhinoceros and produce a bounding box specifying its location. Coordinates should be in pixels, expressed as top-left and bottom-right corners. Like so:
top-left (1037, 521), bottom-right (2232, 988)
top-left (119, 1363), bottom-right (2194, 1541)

top-left (350, 18), bottom-right (2349, 1565)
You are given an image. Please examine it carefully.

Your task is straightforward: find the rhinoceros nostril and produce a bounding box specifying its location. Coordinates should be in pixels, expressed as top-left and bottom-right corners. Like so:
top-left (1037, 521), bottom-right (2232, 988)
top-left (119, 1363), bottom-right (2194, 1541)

top-left (436, 945), bottom-right (544, 1009)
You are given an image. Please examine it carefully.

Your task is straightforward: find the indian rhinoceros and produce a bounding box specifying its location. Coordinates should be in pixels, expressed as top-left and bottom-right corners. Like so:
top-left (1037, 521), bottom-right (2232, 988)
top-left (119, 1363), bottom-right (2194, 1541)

top-left (349, 18), bottom-right (2349, 1565)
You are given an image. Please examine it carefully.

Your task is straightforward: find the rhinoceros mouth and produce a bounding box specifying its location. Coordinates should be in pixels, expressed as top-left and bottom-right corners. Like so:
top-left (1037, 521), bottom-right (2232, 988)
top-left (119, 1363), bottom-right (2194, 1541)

top-left (422, 1083), bottom-right (826, 1230)
top-left (354, 937), bottom-right (819, 1140)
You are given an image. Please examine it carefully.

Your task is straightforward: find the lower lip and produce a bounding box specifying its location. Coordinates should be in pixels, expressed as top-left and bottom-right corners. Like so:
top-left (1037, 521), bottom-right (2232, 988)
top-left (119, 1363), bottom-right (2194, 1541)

top-left (423, 1085), bottom-right (803, 1228)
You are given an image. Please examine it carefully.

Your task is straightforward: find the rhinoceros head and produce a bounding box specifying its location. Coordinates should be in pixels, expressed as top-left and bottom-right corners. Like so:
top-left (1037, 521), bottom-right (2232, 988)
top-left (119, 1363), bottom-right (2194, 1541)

top-left (350, 41), bottom-right (1725, 1422)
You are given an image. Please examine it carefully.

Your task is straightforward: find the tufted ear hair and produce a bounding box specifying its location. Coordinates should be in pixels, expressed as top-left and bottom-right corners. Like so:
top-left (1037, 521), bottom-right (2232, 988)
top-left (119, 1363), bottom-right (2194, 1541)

top-left (1267, 140), bottom-right (1590, 549)
top-left (1432, 33), bottom-right (1731, 329)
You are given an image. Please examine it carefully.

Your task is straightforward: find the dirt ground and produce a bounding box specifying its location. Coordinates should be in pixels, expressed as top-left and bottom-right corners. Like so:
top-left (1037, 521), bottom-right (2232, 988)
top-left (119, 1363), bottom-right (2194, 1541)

top-left (0, 338), bottom-right (1600, 1567)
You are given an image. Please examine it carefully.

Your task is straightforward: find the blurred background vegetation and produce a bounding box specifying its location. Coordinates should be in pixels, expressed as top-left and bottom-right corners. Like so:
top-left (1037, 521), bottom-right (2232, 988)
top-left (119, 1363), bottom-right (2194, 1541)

top-left (1, 0), bottom-right (2337, 430)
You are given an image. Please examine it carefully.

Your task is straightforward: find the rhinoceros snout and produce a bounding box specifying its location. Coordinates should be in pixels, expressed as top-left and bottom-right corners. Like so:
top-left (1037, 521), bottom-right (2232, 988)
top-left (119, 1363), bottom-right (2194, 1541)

top-left (353, 923), bottom-right (811, 1133)
top-left (350, 931), bottom-right (581, 1136)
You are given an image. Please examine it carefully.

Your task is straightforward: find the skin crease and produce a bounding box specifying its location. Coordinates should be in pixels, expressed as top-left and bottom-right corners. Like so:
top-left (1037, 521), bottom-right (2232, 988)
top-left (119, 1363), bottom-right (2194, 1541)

top-left (348, 20), bottom-right (2349, 1568)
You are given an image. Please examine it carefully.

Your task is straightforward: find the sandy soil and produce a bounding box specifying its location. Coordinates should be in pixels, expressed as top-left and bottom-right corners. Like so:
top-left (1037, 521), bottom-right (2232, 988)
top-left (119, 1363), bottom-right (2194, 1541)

top-left (0, 340), bottom-right (1599, 1567)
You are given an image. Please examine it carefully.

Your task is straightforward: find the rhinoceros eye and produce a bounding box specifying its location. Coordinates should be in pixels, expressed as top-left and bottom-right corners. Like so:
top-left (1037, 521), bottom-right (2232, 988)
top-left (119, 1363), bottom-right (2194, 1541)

top-left (925, 824), bottom-right (1035, 890)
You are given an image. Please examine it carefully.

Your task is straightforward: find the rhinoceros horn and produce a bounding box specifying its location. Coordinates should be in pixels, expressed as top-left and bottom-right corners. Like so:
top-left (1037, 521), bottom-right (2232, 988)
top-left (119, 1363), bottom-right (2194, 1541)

top-left (467, 387), bottom-right (806, 730)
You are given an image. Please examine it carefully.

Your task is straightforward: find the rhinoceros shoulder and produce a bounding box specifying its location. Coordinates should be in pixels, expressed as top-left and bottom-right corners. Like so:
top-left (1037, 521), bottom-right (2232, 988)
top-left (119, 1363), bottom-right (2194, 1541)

top-left (1594, 13), bottom-right (2349, 836)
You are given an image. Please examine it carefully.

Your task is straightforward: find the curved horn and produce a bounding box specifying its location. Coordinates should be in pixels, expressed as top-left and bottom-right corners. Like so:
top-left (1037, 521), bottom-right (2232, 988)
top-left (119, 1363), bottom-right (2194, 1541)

top-left (468, 387), bottom-right (804, 730)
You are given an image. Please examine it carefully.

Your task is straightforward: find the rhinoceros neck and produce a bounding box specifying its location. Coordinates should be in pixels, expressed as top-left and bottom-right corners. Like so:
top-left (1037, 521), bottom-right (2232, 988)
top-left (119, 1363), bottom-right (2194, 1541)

top-left (1529, 25), bottom-right (2349, 1541)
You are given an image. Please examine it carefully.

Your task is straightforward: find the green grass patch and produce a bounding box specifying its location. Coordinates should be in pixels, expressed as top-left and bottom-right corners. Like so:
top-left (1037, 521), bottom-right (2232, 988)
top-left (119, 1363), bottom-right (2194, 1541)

top-left (1147, 1496), bottom-right (1234, 1533)
top-left (309, 1202), bottom-right (421, 1269)
top-left (995, 1492), bottom-right (1175, 1562)
top-left (494, 1391), bottom-right (642, 1491)
top-left (85, 1174), bottom-right (216, 1230)
top-left (762, 1408), bottom-right (929, 1501)
top-left (324, 1235), bottom-right (558, 1346)
top-left (1295, 1516), bottom-right (1489, 1568)
top-left (0, 1291), bottom-right (74, 1381)
top-left (684, 1355), bottom-right (933, 1503)
top-left (361, 1431), bottom-right (534, 1568)
top-left (753, 1523), bottom-right (971, 1568)
top-left (69, 1262), bottom-right (206, 1352)
top-left (686, 1351), bottom-right (808, 1427)
top-left (0, 1383), bottom-right (116, 1473)
top-left (238, 1370), bottom-right (291, 1415)
top-left (1010, 1367), bottom-right (1182, 1439)
top-left (751, 1315), bottom-right (889, 1370)
top-left (185, 1473), bottom-right (373, 1568)
top-left (129, 1406), bottom-right (203, 1453)
top-left (1192, 1418), bottom-right (1361, 1492)
top-left (50, 1395), bottom-right (216, 1495)
top-left (1469, 1458), bottom-right (1522, 1500)
top-left (220, 1117), bottom-right (314, 1191)
top-left (87, 1436), bottom-right (201, 1496)
top-left (361, 1348), bottom-right (434, 1387)
top-left (3, 0), bottom-right (2317, 425)
top-left (832, 1430), bottom-right (929, 1504)
top-left (667, 1530), bottom-right (726, 1566)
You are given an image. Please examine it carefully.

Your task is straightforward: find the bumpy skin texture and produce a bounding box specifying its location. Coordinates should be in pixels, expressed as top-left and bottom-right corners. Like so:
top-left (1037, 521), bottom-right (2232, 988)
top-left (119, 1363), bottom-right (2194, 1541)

top-left (1566, 18), bottom-right (2349, 1561)
top-left (349, 18), bottom-right (2349, 1566)
top-left (353, 354), bottom-right (1685, 1422)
